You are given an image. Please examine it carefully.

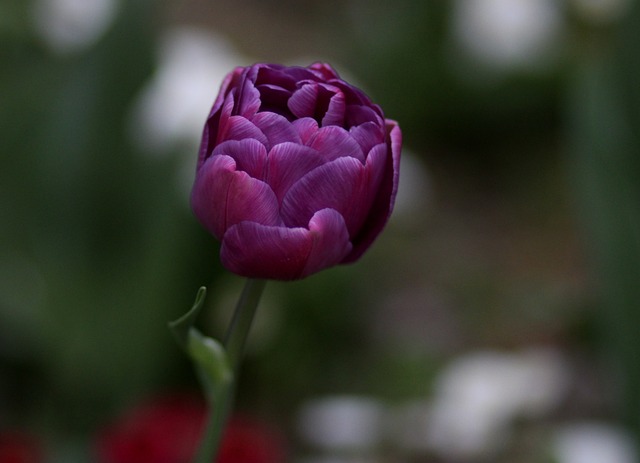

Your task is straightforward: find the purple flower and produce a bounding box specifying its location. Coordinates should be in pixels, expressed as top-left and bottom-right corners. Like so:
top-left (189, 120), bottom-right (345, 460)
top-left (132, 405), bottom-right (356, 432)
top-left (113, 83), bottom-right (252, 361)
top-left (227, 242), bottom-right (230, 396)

top-left (191, 63), bottom-right (401, 280)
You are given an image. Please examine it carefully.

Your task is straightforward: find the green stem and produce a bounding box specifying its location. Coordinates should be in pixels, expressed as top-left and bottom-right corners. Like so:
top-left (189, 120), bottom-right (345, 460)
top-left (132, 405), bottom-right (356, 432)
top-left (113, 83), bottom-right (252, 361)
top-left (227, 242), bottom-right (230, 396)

top-left (192, 278), bottom-right (267, 463)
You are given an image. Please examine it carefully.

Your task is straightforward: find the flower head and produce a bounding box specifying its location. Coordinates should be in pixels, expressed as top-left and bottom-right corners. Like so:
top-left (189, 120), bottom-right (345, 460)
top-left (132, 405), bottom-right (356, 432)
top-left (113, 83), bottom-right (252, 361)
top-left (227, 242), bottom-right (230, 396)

top-left (191, 63), bottom-right (401, 280)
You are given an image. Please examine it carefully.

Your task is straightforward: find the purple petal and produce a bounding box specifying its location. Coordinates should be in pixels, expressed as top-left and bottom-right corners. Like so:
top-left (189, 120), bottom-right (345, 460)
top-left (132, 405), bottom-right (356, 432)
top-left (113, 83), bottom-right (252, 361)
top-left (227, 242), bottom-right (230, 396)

top-left (211, 139), bottom-right (267, 179)
top-left (288, 83), bottom-right (346, 127)
top-left (256, 68), bottom-right (296, 90)
top-left (280, 156), bottom-right (365, 232)
top-left (234, 71), bottom-right (261, 118)
top-left (288, 84), bottom-right (319, 119)
top-left (307, 126), bottom-right (364, 162)
top-left (343, 119), bottom-right (402, 263)
top-left (218, 116), bottom-right (269, 146)
top-left (256, 84), bottom-right (294, 117)
top-left (210, 67), bottom-right (243, 113)
top-left (219, 208), bottom-right (351, 280)
top-left (191, 155), bottom-right (280, 239)
top-left (309, 62), bottom-right (341, 80)
top-left (252, 112), bottom-right (301, 149)
top-left (197, 122), bottom-right (211, 170)
top-left (388, 120), bottom-right (402, 209)
top-left (301, 208), bottom-right (352, 277)
top-left (282, 66), bottom-right (321, 82)
top-left (292, 117), bottom-right (319, 144)
top-left (350, 121), bottom-right (385, 156)
top-left (329, 80), bottom-right (382, 116)
top-left (345, 104), bottom-right (384, 128)
top-left (264, 142), bottom-right (324, 201)
top-left (199, 91), bottom-right (236, 167)
top-left (220, 222), bottom-right (313, 280)
top-left (321, 87), bottom-right (346, 127)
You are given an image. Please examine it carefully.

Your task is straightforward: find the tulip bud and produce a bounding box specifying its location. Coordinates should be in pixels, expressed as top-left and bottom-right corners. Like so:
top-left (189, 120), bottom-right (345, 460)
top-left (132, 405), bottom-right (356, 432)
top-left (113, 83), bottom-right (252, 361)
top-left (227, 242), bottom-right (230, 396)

top-left (191, 63), bottom-right (401, 280)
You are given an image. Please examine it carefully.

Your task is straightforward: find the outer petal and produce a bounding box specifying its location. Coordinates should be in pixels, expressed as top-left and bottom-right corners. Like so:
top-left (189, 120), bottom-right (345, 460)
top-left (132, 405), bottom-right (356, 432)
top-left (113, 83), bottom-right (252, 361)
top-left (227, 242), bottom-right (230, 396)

top-left (206, 67), bottom-right (244, 119)
top-left (191, 155), bottom-right (280, 239)
top-left (234, 69), bottom-right (261, 118)
top-left (198, 91), bottom-right (235, 169)
top-left (280, 156), bottom-right (365, 232)
top-left (212, 91), bottom-right (238, 146)
top-left (343, 119), bottom-right (402, 263)
top-left (220, 208), bottom-right (351, 280)
top-left (301, 208), bottom-right (352, 277)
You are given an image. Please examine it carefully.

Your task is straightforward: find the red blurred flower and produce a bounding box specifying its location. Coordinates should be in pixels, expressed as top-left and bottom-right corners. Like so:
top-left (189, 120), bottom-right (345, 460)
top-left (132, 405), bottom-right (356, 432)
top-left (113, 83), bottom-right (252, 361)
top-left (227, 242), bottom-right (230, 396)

top-left (96, 395), bottom-right (286, 463)
top-left (217, 416), bottom-right (286, 463)
top-left (0, 432), bottom-right (42, 463)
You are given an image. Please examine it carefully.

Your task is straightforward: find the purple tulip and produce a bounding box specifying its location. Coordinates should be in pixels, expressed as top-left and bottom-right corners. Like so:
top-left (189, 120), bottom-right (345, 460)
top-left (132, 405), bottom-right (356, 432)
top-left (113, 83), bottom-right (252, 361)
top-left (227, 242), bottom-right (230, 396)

top-left (191, 63), bottom-right (401, 280)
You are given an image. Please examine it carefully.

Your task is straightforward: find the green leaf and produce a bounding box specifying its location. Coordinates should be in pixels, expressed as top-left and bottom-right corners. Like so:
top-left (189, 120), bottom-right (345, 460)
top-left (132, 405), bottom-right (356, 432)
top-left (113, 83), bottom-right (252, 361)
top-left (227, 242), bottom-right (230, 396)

top-left (168, 286), bottom-right (207, 348)
top-left (187, 329), bottom-right (232, 393)
top-left (169, 287), bottom-right (232, 399)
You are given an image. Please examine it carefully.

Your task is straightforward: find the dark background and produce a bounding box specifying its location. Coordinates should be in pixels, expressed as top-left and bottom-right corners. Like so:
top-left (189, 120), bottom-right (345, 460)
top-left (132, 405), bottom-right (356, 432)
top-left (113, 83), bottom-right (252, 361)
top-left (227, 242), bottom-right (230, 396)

top-left (1, 0), bottom-right (639, 461)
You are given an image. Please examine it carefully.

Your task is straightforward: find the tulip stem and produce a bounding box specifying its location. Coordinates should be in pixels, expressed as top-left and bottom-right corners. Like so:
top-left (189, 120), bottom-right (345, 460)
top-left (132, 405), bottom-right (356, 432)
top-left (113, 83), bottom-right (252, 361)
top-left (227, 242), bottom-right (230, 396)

top-left (193, 278), bottom-right (267, 463)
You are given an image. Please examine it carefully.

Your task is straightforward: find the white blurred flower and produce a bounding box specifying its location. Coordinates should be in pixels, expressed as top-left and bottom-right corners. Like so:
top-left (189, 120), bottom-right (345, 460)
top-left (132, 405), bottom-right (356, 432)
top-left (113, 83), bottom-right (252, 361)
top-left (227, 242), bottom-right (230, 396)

top-left (129, 27), bottom-right (249, 156)
top-left (297, 458), bottom-right (378, 463)
top-left (553, 422), bottom-right (637, 463)
top-left (32, 0), bottom-right (118, 54)
top-left (296, 396), bottom-right (386, 452)
top-left (425, 348), bottom-right (569, 459)
top-left (452, 0), bottom-right (563, 70)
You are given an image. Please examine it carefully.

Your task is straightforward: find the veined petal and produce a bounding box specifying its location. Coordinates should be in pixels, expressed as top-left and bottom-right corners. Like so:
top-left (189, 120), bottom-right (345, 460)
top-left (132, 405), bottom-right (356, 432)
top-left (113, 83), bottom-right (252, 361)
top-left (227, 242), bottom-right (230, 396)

top-left (343, 119), bottom-right (402, 263)
top-left (213, 91), bottom-right (237, 144)
top-left (289, 82), bottom-right (346, 127)
top-left (220, 222), bottom-right (313, 280)
top-left (307, 126), bottom-right (364, 162)
top-left (292, 117), bottom-right (319, 144)
top-left (207, 66), bottom-right (243, 119)
top-left (280, 156), bottom-right (364, 231)
top-left (350, 121), bottom-right (385, 156)
top-left (252, 112), bottom-right (301, 149)
top-left (265, 142), bottom-right (324, 201)
top-left (191, 155), bottom-right (280, 239)
top-left (211, 139), bottom-right (268, 179)
top-left (197, 122), bottom-right (211, 170)
top-left (234, 72), bottom-right (261, 118)
top-left (321, 87), bottom-right (346, 127)
top-left (309, 62), bottom-right (341, 80)
top-left (219, 116), bottom-right (269, 146)
top-left (219, 208), bottom-right (351, 280)
top-left (288, 83), bottom-right (319, 119)
top-left (302, 208), bottom-right (352, 277)
top-left (345, 104), bottom-right (384, 128)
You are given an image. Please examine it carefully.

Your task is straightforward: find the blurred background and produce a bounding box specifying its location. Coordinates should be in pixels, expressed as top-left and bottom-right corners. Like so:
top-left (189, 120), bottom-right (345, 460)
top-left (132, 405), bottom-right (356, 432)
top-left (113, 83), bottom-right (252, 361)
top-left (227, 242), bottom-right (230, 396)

top-left (1, 0), bottom-right (639, 462)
